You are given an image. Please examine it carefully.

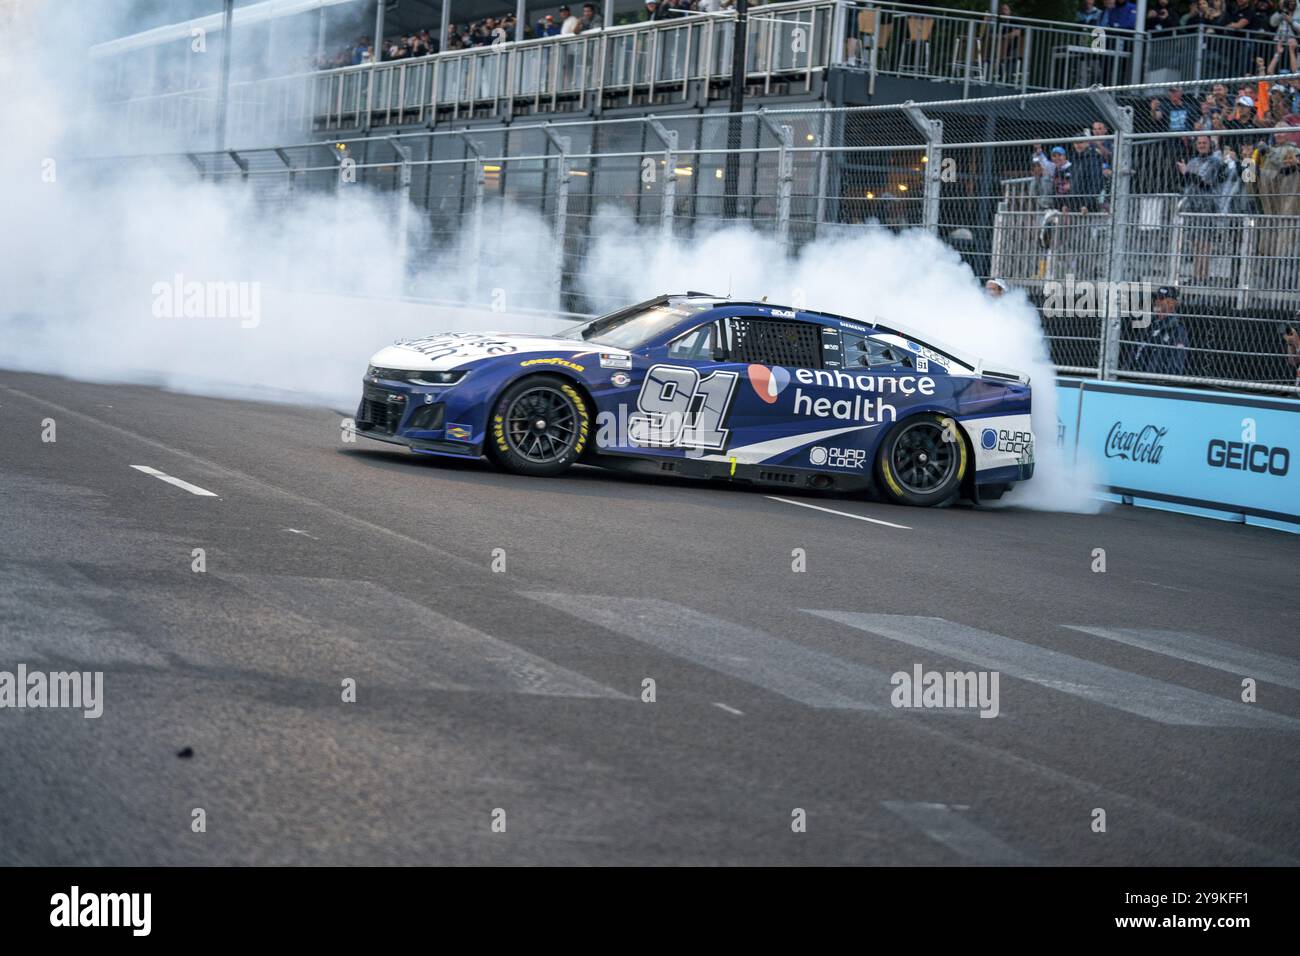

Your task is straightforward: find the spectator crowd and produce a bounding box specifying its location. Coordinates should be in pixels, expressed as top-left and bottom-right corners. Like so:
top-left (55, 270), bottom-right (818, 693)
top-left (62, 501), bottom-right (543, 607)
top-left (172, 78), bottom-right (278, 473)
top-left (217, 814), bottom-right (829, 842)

top-left (317, 1), bottom-right (738, 67)
top-left (1075, 0), bottom-right (1300, 74)
top-left (1027, 71), bottom-right (1299, 378)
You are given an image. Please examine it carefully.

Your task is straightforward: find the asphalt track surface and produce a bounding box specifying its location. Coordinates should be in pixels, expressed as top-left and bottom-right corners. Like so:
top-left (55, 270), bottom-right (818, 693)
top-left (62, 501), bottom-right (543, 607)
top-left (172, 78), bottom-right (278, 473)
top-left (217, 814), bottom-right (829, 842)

top-left (1, 369), bottom-right (1297, 866)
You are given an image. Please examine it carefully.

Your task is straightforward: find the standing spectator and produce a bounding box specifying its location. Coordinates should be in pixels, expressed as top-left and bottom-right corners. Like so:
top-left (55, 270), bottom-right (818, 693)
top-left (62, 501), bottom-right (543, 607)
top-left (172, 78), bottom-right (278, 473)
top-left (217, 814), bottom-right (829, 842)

top-left (1091, 120), bottom-right (1114, 163)
top-left (1101, 0), bottom-right (1138, 29)
top-left (985, 278), bottom-right (1009, 297)
top-left (1135, 287), bottom-right (1190, 376)
top-left (1146, 89), bottom-right (1199, 190)
top-left (1178, 135), bottom-right (1234, 208)
top-left (1077, 0), bottom-right (1104, 26)
top-left (1222, 95), bottom-right (1257, 130)
top-left (559, 6), bottom-right (581, 34)
top-left (1178, 135), bottom-right (1233, 280)
top-left (1070, 137), bottom-right (1107, 211)
top-left (1045, 145), bottom-right (1075, 208)
top-left (994, 4), bottom-right (1025, 82)
top-left (1225, 0), bottom-right (1270, 74)
top-left (1148, 0), bottom-right (1177, 30)
top-left (580, 3), bottom-right (604, 30)
top-left (1150, 86), bottom-right (1201, 135)
top-left (1269, 0), bottom-right (1300, 71)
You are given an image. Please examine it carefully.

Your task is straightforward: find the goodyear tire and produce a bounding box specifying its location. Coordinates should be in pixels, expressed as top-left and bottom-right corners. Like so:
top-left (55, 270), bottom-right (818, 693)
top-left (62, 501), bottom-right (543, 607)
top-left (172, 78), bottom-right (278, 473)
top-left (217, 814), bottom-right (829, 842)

top-left (875, 414), bottom-right (967, 507)
top-left (487, 375), bottom-right (590, 477)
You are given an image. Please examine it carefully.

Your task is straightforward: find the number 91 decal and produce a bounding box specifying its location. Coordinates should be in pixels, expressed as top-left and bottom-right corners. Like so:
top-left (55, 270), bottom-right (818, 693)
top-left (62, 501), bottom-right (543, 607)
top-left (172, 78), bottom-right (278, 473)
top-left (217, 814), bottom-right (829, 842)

top-left (629, 364), bottom-right (738, 451)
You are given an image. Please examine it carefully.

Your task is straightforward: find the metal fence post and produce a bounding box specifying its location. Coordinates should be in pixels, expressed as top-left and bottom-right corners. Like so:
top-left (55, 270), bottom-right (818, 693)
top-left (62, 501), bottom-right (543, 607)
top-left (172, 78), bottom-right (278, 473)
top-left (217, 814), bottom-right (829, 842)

top-left (904, 105), bottom-right (941, 234)
top-left (649, 118), bottom-right (678, 243)
top-left (758, 110), bottom-right (794, 250)
top-left (458, 133), bottom-right (487, 298)
top-left (830, 1), bottom-right (846, 67)
top-left (813, 110), bottom-right (831, 238)
top-left (544, 125), bottom-right (572, 309)
top-left (1092, 94), bottom-right (1133, 381)
top-left (387, 136), bottom-right (413, 294)
top-left (962, 20), bottom-right (975, 100)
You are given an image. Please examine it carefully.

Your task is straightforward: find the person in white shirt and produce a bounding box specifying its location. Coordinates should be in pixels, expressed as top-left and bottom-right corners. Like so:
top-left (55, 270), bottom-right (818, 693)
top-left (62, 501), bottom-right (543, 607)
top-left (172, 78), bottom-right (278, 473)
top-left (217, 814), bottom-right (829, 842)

top-left (559, 5), bottom-right (581, 33)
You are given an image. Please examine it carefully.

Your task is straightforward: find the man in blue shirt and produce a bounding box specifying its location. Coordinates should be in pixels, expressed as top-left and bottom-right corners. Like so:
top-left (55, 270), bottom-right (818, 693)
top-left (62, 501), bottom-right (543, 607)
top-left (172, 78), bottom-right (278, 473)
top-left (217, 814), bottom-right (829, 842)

top-left (1101, 0), bottom-right (1138, 29)
top-left (1135, 287), bottom-right (1190, 377)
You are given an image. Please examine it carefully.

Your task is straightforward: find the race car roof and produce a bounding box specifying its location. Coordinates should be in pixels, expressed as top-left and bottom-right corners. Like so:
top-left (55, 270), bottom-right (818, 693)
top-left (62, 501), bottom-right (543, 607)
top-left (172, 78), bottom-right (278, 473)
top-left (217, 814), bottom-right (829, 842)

top-left (650, 294), bottom-right (1028, 383)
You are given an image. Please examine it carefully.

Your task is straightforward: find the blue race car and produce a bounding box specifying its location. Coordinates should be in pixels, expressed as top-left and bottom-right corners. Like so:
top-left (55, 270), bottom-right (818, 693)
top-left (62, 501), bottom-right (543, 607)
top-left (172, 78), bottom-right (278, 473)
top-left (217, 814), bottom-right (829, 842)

top-left (355, 294), bottom-right (1034, 506)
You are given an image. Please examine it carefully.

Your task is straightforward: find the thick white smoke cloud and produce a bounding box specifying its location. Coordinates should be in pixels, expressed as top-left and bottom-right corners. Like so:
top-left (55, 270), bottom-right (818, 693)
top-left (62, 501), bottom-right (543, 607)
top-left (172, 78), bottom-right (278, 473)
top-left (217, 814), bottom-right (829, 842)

top-left (0, 1), bottom-right (1096, 511)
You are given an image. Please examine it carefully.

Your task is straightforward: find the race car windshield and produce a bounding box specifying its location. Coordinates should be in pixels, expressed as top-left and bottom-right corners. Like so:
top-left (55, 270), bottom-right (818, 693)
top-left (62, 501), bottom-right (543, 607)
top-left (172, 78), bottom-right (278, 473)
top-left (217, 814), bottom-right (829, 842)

top-left (559, 302), bottom-right (711, 350)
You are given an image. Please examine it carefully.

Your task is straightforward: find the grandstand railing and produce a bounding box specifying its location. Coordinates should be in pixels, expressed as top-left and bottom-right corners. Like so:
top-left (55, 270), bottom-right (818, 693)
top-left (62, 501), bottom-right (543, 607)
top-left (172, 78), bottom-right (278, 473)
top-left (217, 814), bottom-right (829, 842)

top-left (313, 3), bottom-right (837, 126)
top-left (95, 3), bottom-right (1295, 147)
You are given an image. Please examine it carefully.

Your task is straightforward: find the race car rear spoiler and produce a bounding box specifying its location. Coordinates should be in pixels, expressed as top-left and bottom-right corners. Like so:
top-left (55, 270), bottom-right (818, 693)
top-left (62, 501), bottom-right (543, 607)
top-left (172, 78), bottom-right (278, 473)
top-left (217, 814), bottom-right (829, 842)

top-left (976, 362), bottom-right (1032, 386)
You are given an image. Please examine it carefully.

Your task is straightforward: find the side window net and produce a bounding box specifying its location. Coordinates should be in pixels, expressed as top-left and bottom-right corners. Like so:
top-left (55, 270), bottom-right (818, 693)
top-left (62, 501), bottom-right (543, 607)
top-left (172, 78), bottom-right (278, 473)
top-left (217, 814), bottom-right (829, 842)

top-left (725, 318), bottom-right (822, 368)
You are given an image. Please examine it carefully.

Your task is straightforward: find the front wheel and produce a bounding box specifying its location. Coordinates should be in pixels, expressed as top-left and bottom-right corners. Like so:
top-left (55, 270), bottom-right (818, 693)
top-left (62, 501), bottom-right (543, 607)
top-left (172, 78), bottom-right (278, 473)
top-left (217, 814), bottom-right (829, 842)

top-left (875, 414), bottom-right (967, 507)
top-left (487, 375), bottom-right (590, 477)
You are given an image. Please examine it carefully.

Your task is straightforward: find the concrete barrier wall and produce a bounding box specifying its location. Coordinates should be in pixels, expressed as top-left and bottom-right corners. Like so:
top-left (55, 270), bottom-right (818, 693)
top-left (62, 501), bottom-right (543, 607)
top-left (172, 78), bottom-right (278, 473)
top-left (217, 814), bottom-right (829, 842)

top-left (1057, 378), bottom-right (1300, 534)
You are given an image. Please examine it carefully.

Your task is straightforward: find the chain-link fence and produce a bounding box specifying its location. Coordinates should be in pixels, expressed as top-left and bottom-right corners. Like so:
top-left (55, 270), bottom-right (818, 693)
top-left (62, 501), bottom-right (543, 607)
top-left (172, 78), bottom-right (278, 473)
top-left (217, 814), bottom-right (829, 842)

top-left (86, 70), bottom-right (1300, 395)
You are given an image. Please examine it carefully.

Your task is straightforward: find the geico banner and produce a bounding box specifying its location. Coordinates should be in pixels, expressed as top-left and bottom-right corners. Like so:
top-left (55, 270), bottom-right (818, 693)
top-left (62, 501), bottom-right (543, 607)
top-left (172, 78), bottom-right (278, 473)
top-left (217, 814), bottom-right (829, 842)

top-left (1058, 379), bottom-right (1300, 531)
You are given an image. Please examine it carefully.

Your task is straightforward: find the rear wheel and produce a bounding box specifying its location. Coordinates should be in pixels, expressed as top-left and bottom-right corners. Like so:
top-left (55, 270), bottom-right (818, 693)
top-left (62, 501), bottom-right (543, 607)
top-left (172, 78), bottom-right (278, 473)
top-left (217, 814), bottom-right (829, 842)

top-left (487, 375), bottom-right (590, 477)
top-left (875, 414), bottom-right (967, 507)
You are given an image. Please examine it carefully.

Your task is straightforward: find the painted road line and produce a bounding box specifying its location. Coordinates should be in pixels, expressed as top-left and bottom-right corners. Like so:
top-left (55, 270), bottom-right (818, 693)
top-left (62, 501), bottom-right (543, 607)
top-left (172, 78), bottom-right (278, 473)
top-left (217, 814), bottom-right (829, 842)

top-left (230, 576), bottom-right (630, 699)
top-left (881, 801), bottom-right (1031, 865)
top-left (130, 465), bottom-right (218, 497)
top-left (523, 592), bottom-right (893, 711)
top-left (766, 496), bottom-right (912, 530)
top-left (713, 702), bottom-right (744, 716)
top-left (805, 612), bottom-right (1300, 730)
top-left (1065, 626), bottom-right (1300, 692)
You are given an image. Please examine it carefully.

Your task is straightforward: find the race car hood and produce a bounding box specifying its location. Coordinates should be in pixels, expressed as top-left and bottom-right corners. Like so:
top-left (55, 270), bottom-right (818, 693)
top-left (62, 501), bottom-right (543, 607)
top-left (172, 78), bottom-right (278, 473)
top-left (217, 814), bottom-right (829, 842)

top-left (369, 332), bottom-right (627, 372)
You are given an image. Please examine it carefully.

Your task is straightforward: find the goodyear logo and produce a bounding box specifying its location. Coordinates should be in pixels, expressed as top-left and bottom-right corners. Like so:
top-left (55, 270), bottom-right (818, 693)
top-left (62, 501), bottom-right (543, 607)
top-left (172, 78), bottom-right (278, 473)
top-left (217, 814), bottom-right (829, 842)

top-left (522, 358), bottom-right (584, 372)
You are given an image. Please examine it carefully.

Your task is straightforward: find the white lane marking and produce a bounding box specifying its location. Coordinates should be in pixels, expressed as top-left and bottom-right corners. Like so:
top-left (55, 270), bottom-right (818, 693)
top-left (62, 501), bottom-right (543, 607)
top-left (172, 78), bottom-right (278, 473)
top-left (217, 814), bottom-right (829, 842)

top-left (1137, 580), bottom-right (1194, 593)
top-left (284, 528), bottom-right (317, 539)
top-left (881, 801), bottom-right (1031, 865)
top-left (130, 465), bottom-right (218, 497)
top-left (808, 612), bottom-right (1300, 730)
top-left (1066, 626), bottom-right (1300, 692)
top-left (713, 702), bottom-right (744, 716)
top-left (524, 592), bottom-right (894, 711)
top-left (2, 387), bottom-right (492, 577)
top-left (230, 576), bottom-right (630, 699)
top-left (766, 496), bottom-right (912, 530)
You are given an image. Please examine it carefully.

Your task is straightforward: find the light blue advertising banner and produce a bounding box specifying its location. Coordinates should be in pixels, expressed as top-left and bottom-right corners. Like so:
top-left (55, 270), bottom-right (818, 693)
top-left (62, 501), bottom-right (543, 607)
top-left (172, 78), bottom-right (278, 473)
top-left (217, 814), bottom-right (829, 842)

top-left (1061, 379), bottom-right (1300, 528)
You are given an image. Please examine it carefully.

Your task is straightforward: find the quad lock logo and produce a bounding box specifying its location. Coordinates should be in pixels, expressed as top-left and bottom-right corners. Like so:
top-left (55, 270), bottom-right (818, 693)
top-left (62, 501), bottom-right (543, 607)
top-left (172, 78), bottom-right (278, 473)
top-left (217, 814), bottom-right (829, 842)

top-left (981, 427), bottom-right (1033, 457)
top-left (809, 445), bottom-right (867, 469)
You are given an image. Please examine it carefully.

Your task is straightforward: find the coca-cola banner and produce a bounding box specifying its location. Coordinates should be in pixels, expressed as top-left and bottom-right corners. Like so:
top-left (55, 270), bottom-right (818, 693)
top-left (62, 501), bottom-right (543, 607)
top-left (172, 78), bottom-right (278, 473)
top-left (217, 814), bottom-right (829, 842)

top-left (1059, 379), bottom-right (1300, 533)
